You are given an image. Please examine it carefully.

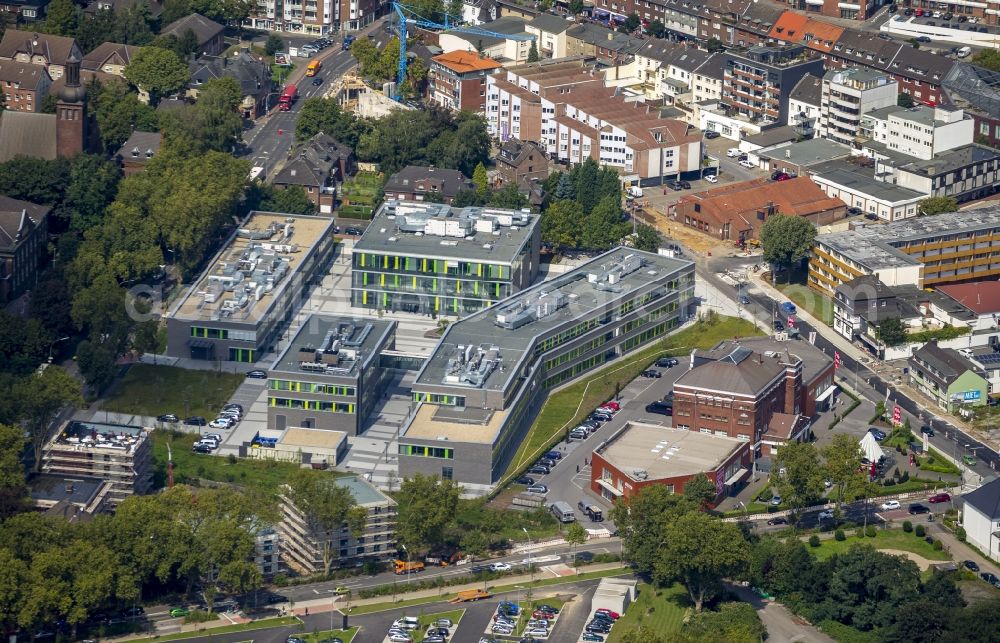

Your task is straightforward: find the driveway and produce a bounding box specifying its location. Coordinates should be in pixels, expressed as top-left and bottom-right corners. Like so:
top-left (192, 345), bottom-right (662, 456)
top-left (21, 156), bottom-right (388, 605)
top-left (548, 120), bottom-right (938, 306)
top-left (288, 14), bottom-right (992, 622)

top-left (727, 585), bottom-right (836, 643)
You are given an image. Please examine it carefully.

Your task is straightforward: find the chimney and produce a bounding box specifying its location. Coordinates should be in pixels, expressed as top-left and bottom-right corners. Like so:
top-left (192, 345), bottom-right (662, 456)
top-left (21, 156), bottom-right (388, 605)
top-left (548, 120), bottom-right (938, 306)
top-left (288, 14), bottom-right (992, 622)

top-left (608, 32), bottom-right (613, 41)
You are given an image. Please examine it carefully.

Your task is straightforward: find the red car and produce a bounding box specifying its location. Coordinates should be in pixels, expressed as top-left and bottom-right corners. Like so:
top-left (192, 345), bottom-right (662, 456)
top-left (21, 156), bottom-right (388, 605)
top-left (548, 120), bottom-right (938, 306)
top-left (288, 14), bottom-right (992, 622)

top-left (595, 608), bottom-right (620, 619)
top-left (914, 8), bottom-right (923, 15)
top-left (600, 401), bottom-right (620, 412)
top-left (532, 610), bottom-right (555, 620)
top-left (928, 493), bottom-right (951, 503)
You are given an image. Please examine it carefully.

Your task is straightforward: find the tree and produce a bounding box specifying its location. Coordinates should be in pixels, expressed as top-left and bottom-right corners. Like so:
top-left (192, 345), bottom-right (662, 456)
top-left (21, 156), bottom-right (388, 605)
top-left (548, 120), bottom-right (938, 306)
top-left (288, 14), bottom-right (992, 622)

top-left (568, 0), bottom-right (584, 14)
top-left (254, 185), bottom-right (314, 215)
top-left (621, 13), bottom-right (641, 33)
top-left (572, 158), bottom-right (601, 213)
top-left (395, 474), bottom-right (461, 552)
top-left (89, 77), bottom-right (159, 153)
top-left (460, 529), bottom-right (489, 562)
top-left (64, 154), bottom-right (122, 234)
top-left (0, 547), bottom-right (27, 635)
top-left (527, 40), bottom-right (539, 63)
top-left (654, 512), bottom-right (749, 611)
top-left (0, 424), bottom-right (27, 519)
top-left (41, 0), bottom-right (80, 36)
top-left (0, 312), bottom-right (52, 375)
top-left (177, 28), bottom-right (200, 58)
top-left (683, 602), bottom-right (767, 643)
top-left (822, 433), bottom-right (864, 510)
top-left (620, 628), bottom-right (665, 643)
top-left (646, 19), bottom-right (666, 38)
top-left (683, 473), bottom-right (717, 509)
top-left (581, 195), bottom-right (629, 250)
top-left (77, 8), bottom-right (125, 53)
top-left (472, 162), bottom-right (489, 194)
top-left (541, 200), bottom-right (584, 249)
top-left (487, 184), bottom-right (528, 210)
top-left (918, 196), bottom-right (958, 216)
top-left (15, 366), bottom-right (82, 471)
top-left (876, 317), bottom-right (907, 347)
top-left (972, 48), bottom-right (1000, 73)
top-left (123, 47), bottom-right (190, 104)
top-left (120, 0), bottom-right (155, 44)
top-left (773, 442), bottom-right (825, 515)
top-left (553, 172), bottom-right (575, 201)
top-left (265, 33), bottom-right (284, 56)
top-left (564, 522), bottom-right (587, 554)
top-left (609, 484), bottom-right (696, 574)
top-left (405, 55), bottom-right (429, 95)
top-left (759, 214), bottom-right (817, 280)
top-left (286, 470), bottom-right (358, 576)
top-left (897, 92), bottom-right (914, 108)
top-left (0, 156), bottom-right (70, 205)
top-left (706, 37), bottom-right (725, 53)
top-left (632, 223), bottom-right (660, 252)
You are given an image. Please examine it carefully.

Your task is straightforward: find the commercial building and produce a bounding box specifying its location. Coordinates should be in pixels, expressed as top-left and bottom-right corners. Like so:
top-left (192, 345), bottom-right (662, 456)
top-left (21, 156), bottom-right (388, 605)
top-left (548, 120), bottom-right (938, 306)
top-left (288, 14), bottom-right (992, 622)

top-left (722, 45), bottom-right (825, 125)
top-left (279, 475), bottom-right (396, 574)
top-left (860, 105), bottom-right (973, 161)
top-left (42, 420), bottom-right (153, 507)
top-left (429, 51), bottom-right (502, 113)
top-left (590, 422), bottom-right (751, 505)
top-left (397, 248), bottom-right (695, 488)
top-left (486, 59), bottom-right (703, 182)
top-left (875, 144), bottom-right (1000, 204)
top-left (0, 194), bottom-right (48, 303)
top-left (166, 212), bottom-right (338, 363)
top-left (818, 68), bottom-right (898, 146)
top-left (246, 0), bottom-right (384, 32)
top-left (961, 478), bottom-right (1000, 564)
top-left (382, 166), bottom-right (473, 204)
top-left (243, 426), bottom-right (349, 466)
top-left (672, 340), bottom-right (835, 455)
top-left (350, 200), bottom-right (540, 316)
top-left (808, 160), bottom-right (925, 222)
top-left (0, 61), bottom-right (51, 112)
top-left (908, 341), bottom-right (988, 413)
top-left (267, 316), bottom-right (396, 435)
top-left (671, 176), bottom-right (846, 243)
top-left (809, 207), bottom-right (1000, 296)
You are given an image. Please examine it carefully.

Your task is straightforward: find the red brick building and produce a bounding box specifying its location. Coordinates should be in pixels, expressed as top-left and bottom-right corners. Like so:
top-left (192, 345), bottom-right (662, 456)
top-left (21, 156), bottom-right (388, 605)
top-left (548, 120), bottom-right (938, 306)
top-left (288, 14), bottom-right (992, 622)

top-left (0, 60), bottom-right (50, 112)
top-left (590, 423), bottom-right (751, 505)
top-left (671, 340), bottom-right (835, 456)
top-left (429, 51), bottom-right (502, 113)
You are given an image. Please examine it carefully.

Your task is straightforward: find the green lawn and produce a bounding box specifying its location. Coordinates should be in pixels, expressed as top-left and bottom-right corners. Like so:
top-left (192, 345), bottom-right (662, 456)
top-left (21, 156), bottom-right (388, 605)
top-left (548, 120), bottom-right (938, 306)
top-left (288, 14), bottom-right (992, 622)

top-left (411, 609), bottom-right (464, 642)
top-left (500, 316), bottom-right (761, 482)
top-left (302, 627), bottom-right (358, 642)
top-left (339, 171), bottom-right (384, 219)
top-left (917, 447), bottom-right (962, 475)
top-left (151, 429), bottom-right (304, 491)
top-left (606, 583), bottom-right (688, 642)
top-left (774, 279), bottom-right (834, 326)
top-left (810, 529), bottom-right (951, 562)
top-left (103, 364), bottom-right (244, 419)
top-left (127, 616), bottom-right (300, 642)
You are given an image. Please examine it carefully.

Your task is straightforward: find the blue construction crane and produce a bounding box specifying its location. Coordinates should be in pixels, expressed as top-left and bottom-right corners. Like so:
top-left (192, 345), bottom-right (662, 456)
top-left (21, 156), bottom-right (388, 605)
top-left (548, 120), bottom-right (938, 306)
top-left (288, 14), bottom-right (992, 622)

top-left (391, 1), bottom-right (535, 101)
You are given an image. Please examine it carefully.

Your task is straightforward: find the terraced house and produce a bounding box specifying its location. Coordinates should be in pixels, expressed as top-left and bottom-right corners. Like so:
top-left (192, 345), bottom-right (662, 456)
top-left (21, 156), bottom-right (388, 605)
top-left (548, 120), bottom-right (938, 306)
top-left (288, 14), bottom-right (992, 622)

top-left (397, 248), bottom-right (695, 491)
top-left (350, 201), bottom-right (540, 317)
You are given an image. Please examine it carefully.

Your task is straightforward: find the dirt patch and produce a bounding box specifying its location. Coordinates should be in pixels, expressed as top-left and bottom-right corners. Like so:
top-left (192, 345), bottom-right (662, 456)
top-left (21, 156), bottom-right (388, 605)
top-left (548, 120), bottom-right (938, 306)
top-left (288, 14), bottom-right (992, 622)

top-left (878, 549), bottom-right (934, 571)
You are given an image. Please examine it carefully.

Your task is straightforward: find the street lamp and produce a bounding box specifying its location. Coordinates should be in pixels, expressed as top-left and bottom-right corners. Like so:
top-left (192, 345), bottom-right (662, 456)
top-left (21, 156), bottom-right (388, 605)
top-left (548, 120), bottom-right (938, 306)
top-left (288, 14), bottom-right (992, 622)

top-left (48, 336), bottom-right (70, 363)
top-left (401, 543), bottom-right (411, 585)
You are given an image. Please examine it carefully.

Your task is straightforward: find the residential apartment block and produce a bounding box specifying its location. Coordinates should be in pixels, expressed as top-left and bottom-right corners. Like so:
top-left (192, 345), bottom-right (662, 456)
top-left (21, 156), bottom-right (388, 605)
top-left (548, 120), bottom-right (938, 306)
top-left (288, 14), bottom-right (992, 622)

top-left (0, 61), bottom-right (50, 112)
top-left (876, 144), bottom-right (1000, 204)
top-left (439, 16), bottom-right (533, 64)
top-left (611, 40), bottom-right (724, 108)
top-left (961, 479), bottom-right (1000, 566)
top-left (722, 45), bottom-right (825, 125)
top-left (351, 201), bottom-right (540, 316)
top-left (166, 212), bottom-right (338, 362)
top-left (398, 248), bottom-right (695, 489)
top-left (267, 316), bottom-right (396, 435)
top-left (279, 475), bottom-right (396, 574)
top-left (429, 51), bottom-right (502, 113)
top-left (818, 67), bottom-right (898, 146)
top-left (787, 73), bottom-right (823, 138)
top-left (909, 341), bottom-right (988, 413)
top-left (860, 105), bottom-right (974, 161)
top-left (246, 0), bottom-right (382, 33)
top-left (525, 13), bottom-right (572, 59)
top-left (487, 59), bottom-right (702, 181)
top-left (0, 29), bottom-right (82, 80)
top-left (809, 206), bottom-right (1000, 296)
top-left (42, 420), bottom-right (153, 508)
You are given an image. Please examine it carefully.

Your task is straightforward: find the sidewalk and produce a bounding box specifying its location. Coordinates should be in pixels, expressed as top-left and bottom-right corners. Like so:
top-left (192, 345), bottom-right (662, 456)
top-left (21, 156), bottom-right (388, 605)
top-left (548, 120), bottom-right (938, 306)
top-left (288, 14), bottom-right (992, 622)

top-left (928, 522), bottom-right (1000, 577)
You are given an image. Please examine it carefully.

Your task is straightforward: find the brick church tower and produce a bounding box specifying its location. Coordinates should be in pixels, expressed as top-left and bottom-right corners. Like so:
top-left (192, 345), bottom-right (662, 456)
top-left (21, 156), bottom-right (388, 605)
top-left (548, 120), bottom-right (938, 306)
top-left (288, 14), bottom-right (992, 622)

top-left (56, 51), bottom-right (86, 158)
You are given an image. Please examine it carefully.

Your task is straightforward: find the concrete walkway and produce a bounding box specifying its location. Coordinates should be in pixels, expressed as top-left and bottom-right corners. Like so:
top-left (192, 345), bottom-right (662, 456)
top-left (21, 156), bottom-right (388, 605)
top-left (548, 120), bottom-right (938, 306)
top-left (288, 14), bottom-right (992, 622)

top-left (928, 521), bottom-right (1000, 577)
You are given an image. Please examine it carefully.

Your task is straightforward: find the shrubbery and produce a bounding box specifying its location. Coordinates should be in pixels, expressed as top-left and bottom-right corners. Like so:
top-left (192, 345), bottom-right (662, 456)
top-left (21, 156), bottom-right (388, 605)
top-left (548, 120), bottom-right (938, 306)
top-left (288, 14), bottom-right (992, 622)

top-left (809, 535), bottom-right (821, 547)
top-left (916, 524), bottom-right (926, 537)
top-left (834, 530), bottom-right (846, 541)
top-left (903, 520), bottom-right (913, 533)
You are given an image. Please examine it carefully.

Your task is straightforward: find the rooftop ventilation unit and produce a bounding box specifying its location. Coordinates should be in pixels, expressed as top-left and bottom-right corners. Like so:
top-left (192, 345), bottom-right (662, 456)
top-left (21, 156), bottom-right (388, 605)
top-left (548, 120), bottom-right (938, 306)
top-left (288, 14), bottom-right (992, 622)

top-left (443, 344), bottom-right (501, 387)
top-left (495, 290), bottom-right (568, 330)
top-left (588, 253), bottom-right (645, 292)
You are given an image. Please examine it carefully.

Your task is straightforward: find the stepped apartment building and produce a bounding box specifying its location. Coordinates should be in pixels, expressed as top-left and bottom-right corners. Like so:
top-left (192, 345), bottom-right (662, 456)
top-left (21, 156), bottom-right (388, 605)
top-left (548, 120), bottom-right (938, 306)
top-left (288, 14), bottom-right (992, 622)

top-left (397, 248), bottom-right (695, 490)
top-left (351, 201), bottom-right (540, 317)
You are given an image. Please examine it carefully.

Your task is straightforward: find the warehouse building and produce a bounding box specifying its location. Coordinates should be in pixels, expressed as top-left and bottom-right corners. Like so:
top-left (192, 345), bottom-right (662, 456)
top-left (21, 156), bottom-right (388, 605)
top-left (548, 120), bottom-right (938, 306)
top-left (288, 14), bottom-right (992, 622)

top-left (267, 316), bottom-right (396, 435)
top-left (351, 200), bottom-right (541, 317)
top-left (166, 212), bottom-right (338, 363)
top-left (397, 247), bottom-right (695, 490)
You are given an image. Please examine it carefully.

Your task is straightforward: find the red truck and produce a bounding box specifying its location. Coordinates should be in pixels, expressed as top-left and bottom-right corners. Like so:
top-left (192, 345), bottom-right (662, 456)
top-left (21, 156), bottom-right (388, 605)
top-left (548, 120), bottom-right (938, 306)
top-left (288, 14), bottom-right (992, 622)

top-left (278, 84), bottom-right (297, 111)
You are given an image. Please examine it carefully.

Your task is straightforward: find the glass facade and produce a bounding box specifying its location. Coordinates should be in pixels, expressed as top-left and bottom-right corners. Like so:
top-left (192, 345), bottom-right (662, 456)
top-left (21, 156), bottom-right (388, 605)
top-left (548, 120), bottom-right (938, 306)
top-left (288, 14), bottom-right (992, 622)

top-left (269, 398), bottom-right (355, 413)
top-left (269, 380), bottom-right (356, 396)
top-left (398, 444), bottom-right (455, 459)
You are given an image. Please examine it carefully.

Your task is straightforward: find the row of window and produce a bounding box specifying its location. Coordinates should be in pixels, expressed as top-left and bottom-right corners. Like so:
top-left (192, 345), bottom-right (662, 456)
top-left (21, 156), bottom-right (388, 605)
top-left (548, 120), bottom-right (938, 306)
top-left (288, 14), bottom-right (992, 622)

top-left (543, 335), bottom-right (607, 370)
top-left (354, 254), bottom-right (511, 279)
top-left (412, 392), bottom-right (465, 407)
top-left (269, 398), bottom-right (355, 413)
top-left (190, 326), bottom-right (257, 342)
top-left (398, 444), bottom-right (455, 459)
top-left (268, 380), bottom-right (356, 396)
top-left (354, 272), bottom-right (510, 296)
top-left (534, 318), bottom-right (601, 355)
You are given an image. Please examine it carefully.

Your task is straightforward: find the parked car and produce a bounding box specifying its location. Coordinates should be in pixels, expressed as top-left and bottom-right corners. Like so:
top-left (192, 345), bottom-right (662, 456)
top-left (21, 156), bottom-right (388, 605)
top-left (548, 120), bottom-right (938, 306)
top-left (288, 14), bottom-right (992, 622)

top-left (727, 148), bottom-right (741, 158)
top-left (184, 416), bottom-right (207, 426)
top-left (224, 403), bottom-right (244, 412)
top-left (880, 500), bottom-right (901, 511)
top-left (531, 610), bottom-right (554, 620)
top-left (528, 465), bottom-right (550, 475)
top-left (644, 401), bottom-right (673, 416)
top-left (246, 370), bottom-right (268, 379)
top-left (600, 401), bottom-right (621, 412)
top-left (980, 572), bottom-right (1000, 586)
top-left (963, 455), bottom-right (977, 466)
top-left (771, 171), bottom-right (790, 181)
top-left (525, 484), bottom-right (548, 495)
top-left (929, 493), bottom-right (951, 503)
top-left (345, 227), bottom-right (364, 235)
top-left (770, 495), bottom-right (782, 506)
top-left (868, 427), bottom-right (887, 441)
top-left (739, 159), bottom-right (755, 169)
top-left (491, 562), bottom-right (512, 572)
top-left (656, 357), bottom-right (679, 368)
top-left (964, 560), bottom-right (980, 572)
top-left (920, 425), bottom-right (934, 436)
top-left (545, 450), bottom-right (562, 460)
top-left (739, 295), bottom-right (750, 305)
top-left (537, 605), bottom-right (560, 614)
top-left (434, 618), bottom-right (454, 628)
top-left (569, 430), bottom-right (588, 440)
top-left (582, 634), bottom-right (605, 642)
top-left (516, 475), bottom-right (535, 485)
top-left (209, 418), bottom-right (233, 429)
top-left (595, 608), bottom-right (619, 619)
top-left (169, 608), bottom-right (189, 617)
top-left (908, 503), bottom-right (930, 515)
top-left (157, 414), bottom-right (179, 423)
top-left (766, 517), bottom-right (787, 526)
top-left (772, 320), bottom-right (784, 331)
top-left (537, 458), bottom-right (556, 468)
top-left (916, 35), bottom-right (932, 43)
top-left (641, 369), bottom-right (662, 378)
top-left (817, 510), bottom-right (834, 521)
top-left (704, 131), bottom-right (721, 139)
top-left (704, 174), bottom-right (718, 183)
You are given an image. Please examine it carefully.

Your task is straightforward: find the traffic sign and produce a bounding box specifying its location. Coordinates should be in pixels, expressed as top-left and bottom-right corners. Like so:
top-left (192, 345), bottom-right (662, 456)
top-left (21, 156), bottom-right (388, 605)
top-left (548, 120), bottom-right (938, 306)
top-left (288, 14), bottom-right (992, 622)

top-left (834, 351), bottom-right (841, 368)
top-left (892, 405), bottom-right (901, 425)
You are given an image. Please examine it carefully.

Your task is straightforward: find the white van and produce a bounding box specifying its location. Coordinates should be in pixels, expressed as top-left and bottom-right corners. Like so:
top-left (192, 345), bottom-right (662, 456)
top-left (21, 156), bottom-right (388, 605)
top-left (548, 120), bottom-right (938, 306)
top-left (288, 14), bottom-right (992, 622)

top-left (957, 46), bottom-right (972, 58)
top-left (394, 616), bottom-right (420, 630)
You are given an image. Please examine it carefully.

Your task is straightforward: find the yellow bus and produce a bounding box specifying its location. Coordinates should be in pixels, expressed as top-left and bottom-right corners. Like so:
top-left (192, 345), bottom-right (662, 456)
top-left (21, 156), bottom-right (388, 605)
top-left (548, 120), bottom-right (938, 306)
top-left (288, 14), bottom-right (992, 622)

top-left (306, 60), bottom-right (321, 76)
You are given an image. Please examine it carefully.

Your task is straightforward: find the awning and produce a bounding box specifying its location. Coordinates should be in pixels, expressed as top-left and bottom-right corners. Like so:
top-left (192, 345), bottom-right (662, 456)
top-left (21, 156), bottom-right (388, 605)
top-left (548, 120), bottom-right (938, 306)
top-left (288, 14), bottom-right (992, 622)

top-left (725, 468), bottom-right (751, 487)
top-left (595, 478), bottom-right (623, 496)
top-left (815, 385), bottom-right (839, 404)
top-left (189, 339), bottom-right (214, 349)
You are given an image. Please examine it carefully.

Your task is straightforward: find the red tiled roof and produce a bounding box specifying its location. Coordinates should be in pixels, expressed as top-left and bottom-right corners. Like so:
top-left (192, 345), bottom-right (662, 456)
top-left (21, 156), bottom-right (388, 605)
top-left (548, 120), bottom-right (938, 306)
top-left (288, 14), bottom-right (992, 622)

top-left (432, 50), bottom-right (503, 74)
top-left (676, 177), bottom-right (844, 228)
top-left (768, 11), bottom-right (844, 54)
top-left (936, 282), bottom-right (1000, 315)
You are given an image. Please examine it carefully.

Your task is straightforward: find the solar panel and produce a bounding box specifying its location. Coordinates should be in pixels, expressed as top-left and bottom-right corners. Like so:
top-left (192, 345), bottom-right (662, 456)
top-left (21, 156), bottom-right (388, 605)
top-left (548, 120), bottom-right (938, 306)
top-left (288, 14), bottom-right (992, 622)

top-left (973, 353), bottom-right (1000, 365)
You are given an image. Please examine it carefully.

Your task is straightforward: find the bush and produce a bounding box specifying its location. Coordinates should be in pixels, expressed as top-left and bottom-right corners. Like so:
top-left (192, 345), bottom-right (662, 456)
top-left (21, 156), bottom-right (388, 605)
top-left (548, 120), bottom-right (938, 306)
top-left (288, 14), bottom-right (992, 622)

top-left (884, 479), bottom-right (896, 487)
top-left (900, 471), bottom-right (910, 482)
top-left (915, 524), bottom-right (926, 537)
top-left (855, 528), bottom-right (865, 539)
top-left (834, 530), bottom-right (846, 541)
top-left (956, 526), bottom-right (967, 542)
top-left (934, 540), bottom-right (944, 551)
top-left (903, 520), bottom-right (913, 533)
top-left (809, 535), bottom-right (821, 547)
top-left (865, 525), bottom-right (877, 538)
